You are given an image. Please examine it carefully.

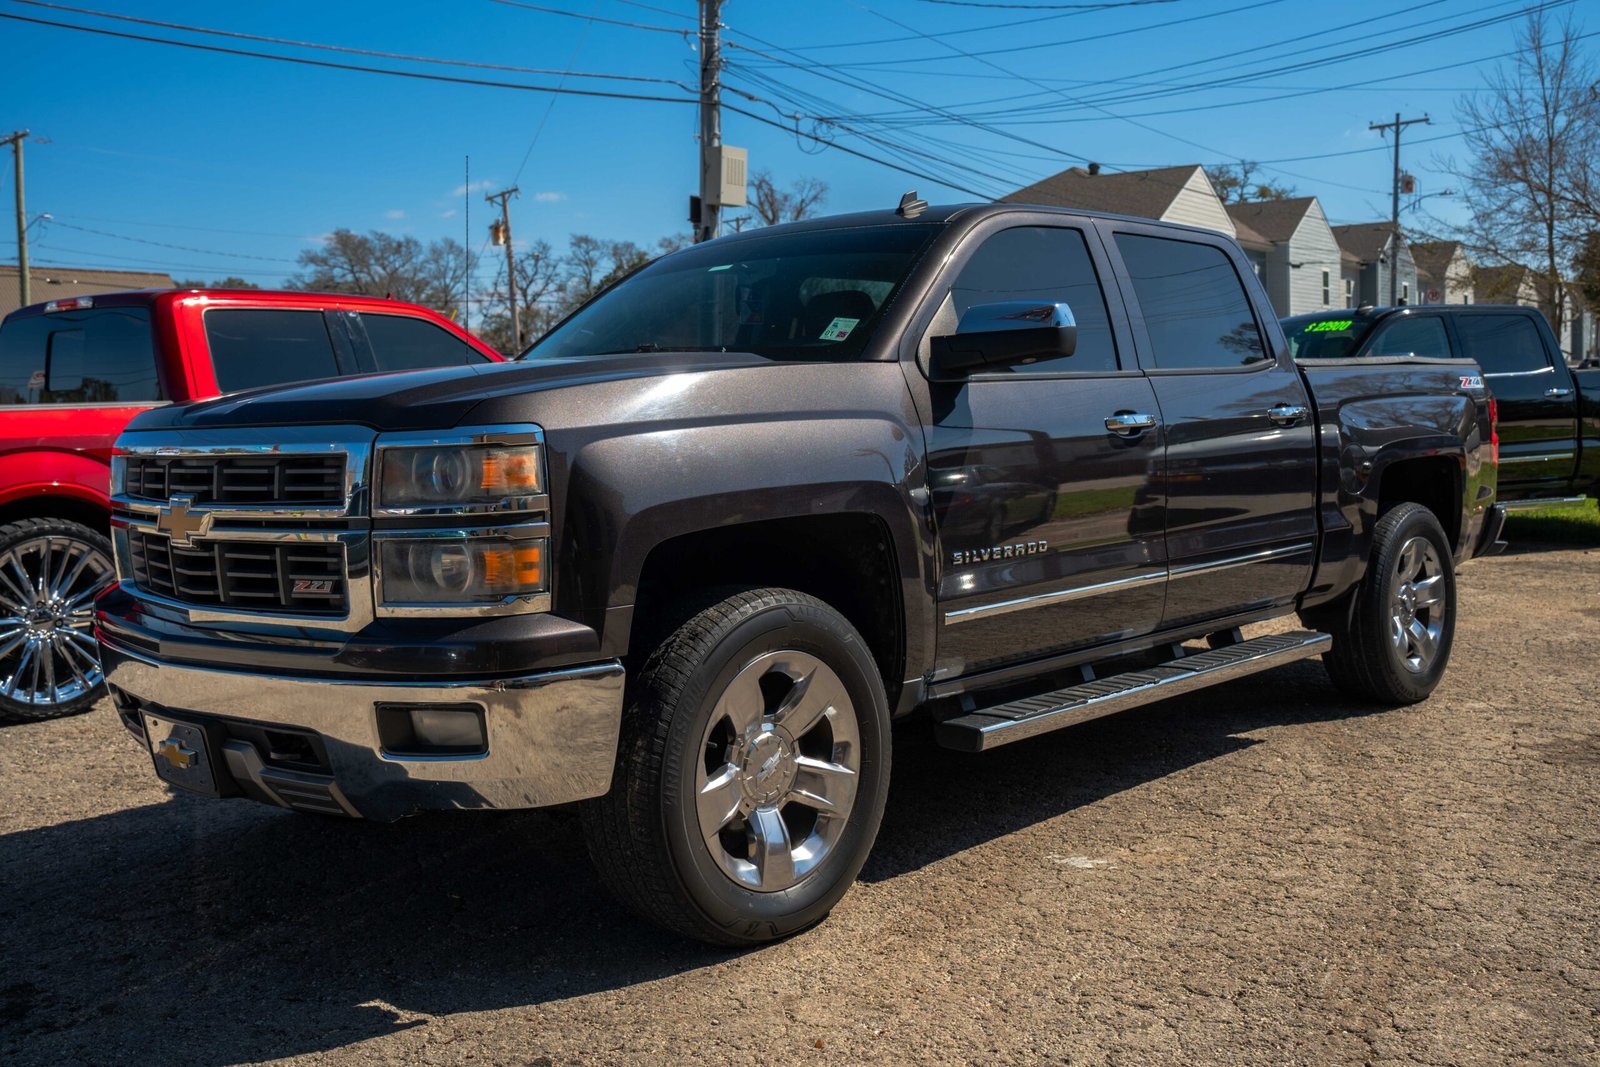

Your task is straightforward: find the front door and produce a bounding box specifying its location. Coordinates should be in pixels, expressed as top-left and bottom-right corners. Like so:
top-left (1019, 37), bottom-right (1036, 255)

top-left (916, 221), bottom-right (1167, 679)
top-left (1102, 223), bottom-right (1318, 630)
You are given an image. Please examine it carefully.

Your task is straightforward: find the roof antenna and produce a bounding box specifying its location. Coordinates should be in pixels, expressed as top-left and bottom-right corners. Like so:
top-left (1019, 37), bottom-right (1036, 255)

top-left (896, 191), bottom-right (928, 218)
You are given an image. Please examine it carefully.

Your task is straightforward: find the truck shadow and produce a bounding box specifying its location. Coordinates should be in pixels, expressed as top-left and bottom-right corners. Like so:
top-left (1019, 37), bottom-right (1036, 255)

top-left (2, 660), bottom-right (1387, 1066)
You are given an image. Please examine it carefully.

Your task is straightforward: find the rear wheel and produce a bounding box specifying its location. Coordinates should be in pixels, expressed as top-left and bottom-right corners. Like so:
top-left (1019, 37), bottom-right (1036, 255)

top-left (0, 518), bottom-right (116, 722)
top-left (1319, 502), bottom-right (1456, 704)
top-left (582, 588), bottom-right (891, 946)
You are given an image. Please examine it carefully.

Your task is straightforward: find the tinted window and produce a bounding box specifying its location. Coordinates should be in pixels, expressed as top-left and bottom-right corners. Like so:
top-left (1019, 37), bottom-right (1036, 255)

top-left (1368, 316), bottom-right (1450, 359)
top-left (528, 224), bottom-right (938, 363)
top-left (0, 306), bottom-right (160, 405)
top-left (948, 226), bottom-right (1117, 373)
top-left (205, 309), bottom-right (341, 393)
top-left (359, 313), bottom-right (489, 371)
top-left (1114, 234), bottom-right (1266, 368)
top-left (1454, 314), bottom-right (1550, 375)
top-left (1281, 314), bottom-right (1373, 360)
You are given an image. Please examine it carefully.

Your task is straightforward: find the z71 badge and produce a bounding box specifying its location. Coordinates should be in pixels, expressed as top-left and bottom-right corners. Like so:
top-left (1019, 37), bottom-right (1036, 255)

top-left (1459, 374), bottom-right (1484, 389)
top-left (952, 540), bottom-right (1049, 567)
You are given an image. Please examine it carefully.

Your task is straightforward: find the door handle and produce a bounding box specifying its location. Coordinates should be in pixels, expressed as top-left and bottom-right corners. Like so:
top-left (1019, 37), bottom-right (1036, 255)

top-left (1545, 387), bottom-right (1573, 398)
top-left (1104, 412), bottom-right (1157, 436)
top-left (1267, 403), bottom-right (1310, 426)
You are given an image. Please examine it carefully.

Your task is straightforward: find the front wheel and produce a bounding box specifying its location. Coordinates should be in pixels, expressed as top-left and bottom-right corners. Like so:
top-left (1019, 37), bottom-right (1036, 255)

top-left (1319, 502), bottom-right (1456, 704)
top-left (0, 518), bottom-right (116, 722)
top-left (582, 588), bottom-right (891, 946)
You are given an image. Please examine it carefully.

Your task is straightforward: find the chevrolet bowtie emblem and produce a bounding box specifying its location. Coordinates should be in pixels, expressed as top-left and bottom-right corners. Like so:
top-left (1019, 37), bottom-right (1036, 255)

top-left (157, 736), bottom-right (197, 769)
top-left (155, 495), bottom-right (212, 548)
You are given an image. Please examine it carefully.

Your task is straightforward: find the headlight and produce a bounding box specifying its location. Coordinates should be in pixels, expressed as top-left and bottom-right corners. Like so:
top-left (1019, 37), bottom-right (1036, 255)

top-left (378, 443), bottom-right (543, 511)
top-left (379, 535), bottom-right (546, 605)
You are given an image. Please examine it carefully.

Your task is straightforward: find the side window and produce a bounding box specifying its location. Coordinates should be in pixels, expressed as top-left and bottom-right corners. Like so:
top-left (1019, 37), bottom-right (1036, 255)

top-left (205, 309), bottom-right (342, 393)
top-left (0, 306), bottom-right (160, 404)
top-left (358, 313), bottom-right (490, 372)
top-left (1453, 314), bottom-right (1551, 375)
top-left (1113, 233), bottom-right (1267, 369)
top-left (1368, 316), bottom-right (1450, 359)
top-left (948, 225), bottom-right (1118, 373)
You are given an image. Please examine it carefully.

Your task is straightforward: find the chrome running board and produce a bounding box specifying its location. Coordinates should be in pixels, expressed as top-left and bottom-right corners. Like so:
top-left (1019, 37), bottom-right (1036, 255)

top-left (1499, 496), bottom-right (1589, 512)
top-left (935, 630), bottom-right (1332, 753)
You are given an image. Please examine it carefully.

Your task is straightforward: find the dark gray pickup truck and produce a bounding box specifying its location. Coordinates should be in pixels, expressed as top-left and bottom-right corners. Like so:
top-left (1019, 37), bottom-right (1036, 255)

top-left (1285, 304), bottom-right (1600, 508)
top-left (95, 203), bottom-right (1502, 944)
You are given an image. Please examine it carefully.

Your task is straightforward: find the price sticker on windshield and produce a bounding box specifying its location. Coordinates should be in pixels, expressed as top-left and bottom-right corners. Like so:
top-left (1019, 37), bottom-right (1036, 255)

top-left (820, 317), bottom-right (859, 342)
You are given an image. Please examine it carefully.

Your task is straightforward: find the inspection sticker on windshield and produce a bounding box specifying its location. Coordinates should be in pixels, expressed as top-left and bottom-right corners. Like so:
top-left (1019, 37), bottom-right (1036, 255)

top-left (820, 317), bottom-right (859, 341)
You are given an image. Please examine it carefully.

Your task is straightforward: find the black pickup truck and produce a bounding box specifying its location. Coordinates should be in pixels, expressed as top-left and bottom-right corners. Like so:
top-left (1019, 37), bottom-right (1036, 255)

top-left (96, 203), bottom-right (1501, 945)
top-left (1285, 303), bottom-right (1600, 507)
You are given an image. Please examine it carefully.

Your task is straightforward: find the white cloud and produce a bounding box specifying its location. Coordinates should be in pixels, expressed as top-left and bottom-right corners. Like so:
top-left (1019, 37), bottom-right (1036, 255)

top-left (534, 191), bottom-right (567, 203)
top-left (450, 179), bottom-right (497, 197)
top-left (440, 209), bottom-right (458, 219)
top-left (385, 209), bottom-right (407, 220)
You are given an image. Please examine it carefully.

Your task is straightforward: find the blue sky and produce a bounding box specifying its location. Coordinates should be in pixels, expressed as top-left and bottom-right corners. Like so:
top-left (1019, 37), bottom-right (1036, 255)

top-left (0, 0), bottom-right (1574, 306)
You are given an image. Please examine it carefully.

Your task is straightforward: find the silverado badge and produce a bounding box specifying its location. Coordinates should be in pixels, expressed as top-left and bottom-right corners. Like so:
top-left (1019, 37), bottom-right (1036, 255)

top-left (155, 494), bottom-right (213, 548)
top-left (952, 539), bottom-right (1049, 567)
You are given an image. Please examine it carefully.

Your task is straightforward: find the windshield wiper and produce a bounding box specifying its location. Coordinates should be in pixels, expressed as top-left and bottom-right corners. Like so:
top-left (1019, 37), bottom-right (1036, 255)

top-left (592, 344), bottom-right (732, 354)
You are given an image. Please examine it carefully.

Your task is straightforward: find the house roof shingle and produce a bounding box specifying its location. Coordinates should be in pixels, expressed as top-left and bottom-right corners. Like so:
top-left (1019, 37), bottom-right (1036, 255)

top-left (1223, 197), bottom-right (1317, 244)
top-left (1001, 164), bottom-right (1205, 219)
top-left (1331, 222), bottom-right (1400, 265)
top-left (1473, 263), bottom-right (1532, 302)
top-left (1, 264), bottom-right (174, 315)
top-left (1409, 241), bottom-right (1465, 290)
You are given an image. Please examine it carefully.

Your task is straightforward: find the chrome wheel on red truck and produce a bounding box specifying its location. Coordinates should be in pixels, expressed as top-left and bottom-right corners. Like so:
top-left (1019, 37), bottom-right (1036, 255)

top-left (0, 519), bottom-right (116, 722)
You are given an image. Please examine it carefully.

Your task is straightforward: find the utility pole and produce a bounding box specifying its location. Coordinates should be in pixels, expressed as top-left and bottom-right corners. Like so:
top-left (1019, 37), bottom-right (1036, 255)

top-left (1369, 112), bottom-right (1430, 306)
top-left (696, 0), bottom-right (724, 243)
top-left (485, 186), bottom-right (521, 349)
top-left (3, 130), bottom-right (30, 307)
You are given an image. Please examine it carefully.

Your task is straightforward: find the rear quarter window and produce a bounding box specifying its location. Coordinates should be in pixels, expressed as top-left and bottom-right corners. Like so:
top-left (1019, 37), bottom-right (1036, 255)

top-left (356, 313), bottom-right (490, 371)
top-left (204, 309), bottom-right (342, 393)
top-left (0, 306), bottom-right (160, 404)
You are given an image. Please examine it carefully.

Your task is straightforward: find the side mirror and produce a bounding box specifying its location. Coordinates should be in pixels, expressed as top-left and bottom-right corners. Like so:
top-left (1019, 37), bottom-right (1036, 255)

top-left (930, 301), bottom-right (1076, 375)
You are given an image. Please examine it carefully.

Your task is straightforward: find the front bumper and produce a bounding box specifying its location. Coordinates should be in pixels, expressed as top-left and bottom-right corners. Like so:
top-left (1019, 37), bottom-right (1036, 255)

top-left (101, 640), bottom-right (625, 822)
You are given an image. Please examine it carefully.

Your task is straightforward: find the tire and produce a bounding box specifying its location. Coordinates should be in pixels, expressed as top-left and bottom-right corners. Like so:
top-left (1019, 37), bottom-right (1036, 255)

top-left (582, 587), bottom-right (892, 946)
top-left (0, 518), bottom-right (116, 722)
top-left (1320, 503), bottom-right (1456, 704)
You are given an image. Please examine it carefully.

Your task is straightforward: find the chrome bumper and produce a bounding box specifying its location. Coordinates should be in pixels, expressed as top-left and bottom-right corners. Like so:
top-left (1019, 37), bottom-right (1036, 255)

top-left (101, 640), bottom-right (624, 821)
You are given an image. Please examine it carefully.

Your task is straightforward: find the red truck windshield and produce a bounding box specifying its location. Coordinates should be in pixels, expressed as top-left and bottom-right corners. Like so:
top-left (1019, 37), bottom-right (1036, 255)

top-left (525, 224), bottom-right (942, 363)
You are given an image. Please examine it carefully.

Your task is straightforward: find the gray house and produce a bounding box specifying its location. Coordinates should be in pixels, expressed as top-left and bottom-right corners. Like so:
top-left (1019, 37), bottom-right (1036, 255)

top-left (1332, 222), bottom-right (1419, 307)
top-left (1003, 164), bottom-right (1236, 237)
top-left (1224, 197), bottom-right (1342, 317)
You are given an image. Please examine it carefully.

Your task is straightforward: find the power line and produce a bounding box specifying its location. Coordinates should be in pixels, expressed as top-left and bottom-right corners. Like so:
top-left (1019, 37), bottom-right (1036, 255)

top-left (484, 0), bottom-right (691, 35)
top-left (912, 0), bottom-right (1178, 7)
top-left (0, 11), bottom-right (701, 104)
top-left (47, 220), bottom-right (300, 262)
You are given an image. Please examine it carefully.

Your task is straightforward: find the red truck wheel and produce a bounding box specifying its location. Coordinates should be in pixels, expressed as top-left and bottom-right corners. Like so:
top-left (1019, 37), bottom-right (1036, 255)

top-left (0, 518), bottom-right (116, 722)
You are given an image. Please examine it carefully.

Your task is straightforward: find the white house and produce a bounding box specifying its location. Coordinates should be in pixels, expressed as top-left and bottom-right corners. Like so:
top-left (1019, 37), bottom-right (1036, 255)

top-left (1003, 163), bottom-right (1236, 237)
top-left (1224, 197), bottom-right (1342, 317)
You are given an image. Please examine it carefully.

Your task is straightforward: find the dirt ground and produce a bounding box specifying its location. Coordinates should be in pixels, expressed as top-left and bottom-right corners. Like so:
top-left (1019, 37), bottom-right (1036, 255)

top-left (2, 541), bottom-right (1596, 1066)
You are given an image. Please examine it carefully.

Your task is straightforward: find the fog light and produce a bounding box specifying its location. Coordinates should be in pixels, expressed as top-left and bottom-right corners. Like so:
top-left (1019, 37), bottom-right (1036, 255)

top-left (376, 702), bottom-right (487, 756)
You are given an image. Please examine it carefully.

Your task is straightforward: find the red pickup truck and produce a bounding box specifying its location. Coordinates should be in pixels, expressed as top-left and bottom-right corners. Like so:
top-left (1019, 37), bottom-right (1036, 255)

top-left (0, 288), bottom-right (503, 721)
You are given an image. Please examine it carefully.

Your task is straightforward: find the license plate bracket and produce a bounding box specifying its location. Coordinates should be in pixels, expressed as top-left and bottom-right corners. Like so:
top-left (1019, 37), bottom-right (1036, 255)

top-left (143, 713), bottom-right (221, 797)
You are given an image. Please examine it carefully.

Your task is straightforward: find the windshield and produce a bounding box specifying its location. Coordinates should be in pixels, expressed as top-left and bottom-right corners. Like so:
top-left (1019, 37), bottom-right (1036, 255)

top-left (1281, 312), bottom-right (1376, 359)
top-left (524, 224), bottom-right (941, 362)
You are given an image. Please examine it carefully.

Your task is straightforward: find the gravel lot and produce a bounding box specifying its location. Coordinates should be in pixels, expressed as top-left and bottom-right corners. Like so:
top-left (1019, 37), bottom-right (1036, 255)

top-left (3, 540), bottom-right (1597, 1066)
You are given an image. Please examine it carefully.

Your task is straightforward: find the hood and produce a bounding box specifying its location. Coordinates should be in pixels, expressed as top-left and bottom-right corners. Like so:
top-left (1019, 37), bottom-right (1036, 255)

top-left (128, 351), bottom-right (777, 432)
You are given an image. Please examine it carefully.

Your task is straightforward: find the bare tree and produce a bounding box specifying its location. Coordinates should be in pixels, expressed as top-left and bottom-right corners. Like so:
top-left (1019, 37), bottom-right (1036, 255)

top-left (1206, 161), bottom-right (1295, 204)
top-left (479, 239), bottom-right (561, 354)
top-left (739, 171), bottom-right (829, 227)
top-left (289, 229), bottom-right (474, 316)
top-left (1444, 10), bottom-right (1600, 338)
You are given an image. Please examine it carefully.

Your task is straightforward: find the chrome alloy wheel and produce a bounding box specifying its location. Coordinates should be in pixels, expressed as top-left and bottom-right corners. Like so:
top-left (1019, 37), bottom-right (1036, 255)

top-left (1390, 535), bottom-right (1446, 673)
top-left (0, 535), bottom-right (114, 708)
top-left (694, 650), bottom-right (861, 893)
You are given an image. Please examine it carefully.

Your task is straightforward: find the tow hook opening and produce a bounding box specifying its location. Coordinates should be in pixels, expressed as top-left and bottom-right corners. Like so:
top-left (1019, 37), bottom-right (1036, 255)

top-left (375, 702), bottom-right (488, 758)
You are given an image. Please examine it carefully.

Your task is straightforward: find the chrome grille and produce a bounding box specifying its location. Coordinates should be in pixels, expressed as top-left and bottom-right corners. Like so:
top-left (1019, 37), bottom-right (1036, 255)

top-left (124, 455), bottom-right (345, 506)
top-left (128, 528), bottom-right (347, 615)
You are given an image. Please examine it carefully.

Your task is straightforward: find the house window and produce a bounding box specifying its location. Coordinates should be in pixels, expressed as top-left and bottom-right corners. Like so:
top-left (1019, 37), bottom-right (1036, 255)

top-left (1344, 277), bottom-right (1354, 308)
top-left (1321, 269), bottom-right (1331, 305)
top-left (1401, 282), bottom-right (1410, 305)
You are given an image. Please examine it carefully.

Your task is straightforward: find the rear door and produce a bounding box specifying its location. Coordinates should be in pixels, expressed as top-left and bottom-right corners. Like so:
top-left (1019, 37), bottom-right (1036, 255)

top-left (1451, 310), bottom-right (1578, 493)
top-left (341, 311), bottom-right (495, 373)
top-left (1100, 222), bottom-right (1318, 630)
top-left (919, 218), bottom-right (1168, 676)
